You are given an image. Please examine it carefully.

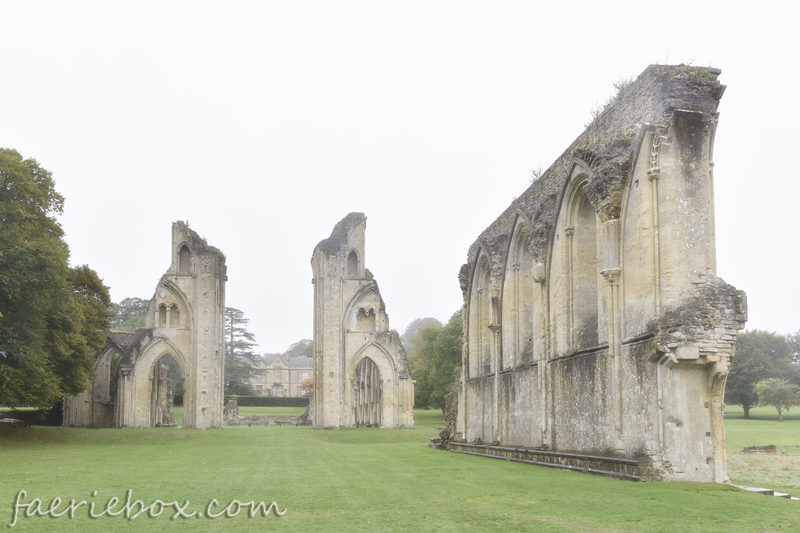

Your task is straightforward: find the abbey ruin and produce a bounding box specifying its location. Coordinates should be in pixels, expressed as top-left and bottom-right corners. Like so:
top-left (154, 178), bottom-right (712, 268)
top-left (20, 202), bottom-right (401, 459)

top-left (445, 65), bottom-right (747, 483)
top-left (311, 213), bottom-right (415, 429)
top-left (63, 222), bottom-right (227, 429)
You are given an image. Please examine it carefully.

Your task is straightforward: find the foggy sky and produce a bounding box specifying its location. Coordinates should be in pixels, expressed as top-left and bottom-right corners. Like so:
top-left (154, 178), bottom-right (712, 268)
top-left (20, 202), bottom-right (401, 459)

top-left (2, 1), bottom-right (797, 353)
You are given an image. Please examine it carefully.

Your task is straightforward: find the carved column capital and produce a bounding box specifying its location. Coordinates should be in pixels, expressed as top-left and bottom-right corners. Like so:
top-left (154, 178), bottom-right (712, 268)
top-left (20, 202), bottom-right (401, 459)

top-left (601, 268), bottom-right (621, 286)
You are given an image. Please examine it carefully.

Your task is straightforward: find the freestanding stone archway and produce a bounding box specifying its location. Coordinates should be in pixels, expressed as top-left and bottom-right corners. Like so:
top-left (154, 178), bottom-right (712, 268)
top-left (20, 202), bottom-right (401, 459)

top-left (63, 222), bottom-right (227, 429)
top-left (311, 213), bottom-right (415, 429)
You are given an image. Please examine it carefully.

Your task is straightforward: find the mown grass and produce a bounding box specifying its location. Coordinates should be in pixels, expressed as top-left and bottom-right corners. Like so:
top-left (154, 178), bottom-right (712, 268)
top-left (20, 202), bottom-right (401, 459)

top-left (1, 409), bottom-right (798, 532)
top-left (723, 405), bottom-right (800, 492)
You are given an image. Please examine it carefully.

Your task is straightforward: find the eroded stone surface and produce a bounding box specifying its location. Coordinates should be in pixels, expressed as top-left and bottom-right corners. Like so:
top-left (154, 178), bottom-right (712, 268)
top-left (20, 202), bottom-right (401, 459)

top-left (455, 65), bottom-right (745, 483)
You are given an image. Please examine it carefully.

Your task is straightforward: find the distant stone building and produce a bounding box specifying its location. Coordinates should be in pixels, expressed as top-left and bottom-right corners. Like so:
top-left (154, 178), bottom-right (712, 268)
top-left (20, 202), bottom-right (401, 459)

top-left (450, 65), bottom-right (746, 483)
top-left (311, 213), bottom-right (415, 429)
top-left (250, 354), bottom-right (312, 397)
top-left (63, 222), bottom-right (227, 429)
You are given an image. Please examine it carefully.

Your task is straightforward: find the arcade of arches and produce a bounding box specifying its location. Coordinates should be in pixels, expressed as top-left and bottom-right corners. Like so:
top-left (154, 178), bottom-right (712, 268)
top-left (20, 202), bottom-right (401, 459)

top-left (450, 65), bottom-right (747, 483)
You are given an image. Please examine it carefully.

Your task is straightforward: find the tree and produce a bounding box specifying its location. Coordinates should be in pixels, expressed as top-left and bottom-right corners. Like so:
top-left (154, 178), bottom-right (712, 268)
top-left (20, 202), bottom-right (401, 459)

top-left (298, 377), bottom-right (313, 397)
top-left (110, 297), bottom-right (149, 332)
top-left (0, 148), bottom-right (112, 407)
top-left (753, 378), bottom-right (800, 421)
top-left (283, 339), bottom-right (312, 358)
top-left (401, 317), bottom-right (442, 358)
top-left (725, 330), bottom-right (798, 418)
top-left (46, 265), bottom-right (114, 396)
top-left (409, 310), bottom-right (462, 411)
top-left (224, 307), bottom-right (260, 396)
top-left (788, 329), bottom-right (800, 365)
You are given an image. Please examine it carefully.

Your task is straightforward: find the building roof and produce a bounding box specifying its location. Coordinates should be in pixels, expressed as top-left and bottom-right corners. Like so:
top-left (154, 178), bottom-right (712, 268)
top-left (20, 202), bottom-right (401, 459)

top-left (262, 354), bottom-right (313, 368)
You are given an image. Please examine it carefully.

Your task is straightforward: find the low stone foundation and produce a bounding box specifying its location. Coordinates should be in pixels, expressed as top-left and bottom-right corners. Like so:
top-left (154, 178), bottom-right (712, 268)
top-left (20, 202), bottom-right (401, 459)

top-left (435, 440), bottom-right (657, 481)
top-left (236, 415), bottom-right (300, 427)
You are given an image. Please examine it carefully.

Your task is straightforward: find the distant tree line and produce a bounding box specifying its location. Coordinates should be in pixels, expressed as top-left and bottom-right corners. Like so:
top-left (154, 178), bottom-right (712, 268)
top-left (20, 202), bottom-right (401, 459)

top-left (725, 330), bottom-right (800, 419)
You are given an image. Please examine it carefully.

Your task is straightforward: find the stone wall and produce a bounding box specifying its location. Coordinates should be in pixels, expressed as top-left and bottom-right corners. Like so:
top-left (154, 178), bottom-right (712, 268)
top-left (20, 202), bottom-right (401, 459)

top-left (455, 65), bottom-right (746, 482)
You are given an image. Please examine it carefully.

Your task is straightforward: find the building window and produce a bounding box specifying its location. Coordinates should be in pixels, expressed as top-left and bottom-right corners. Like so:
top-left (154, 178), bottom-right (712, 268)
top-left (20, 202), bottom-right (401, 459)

top-left (272, 385), bottom-right (284, 397)
top-left (298, 372), bottom-right (309, 381)
top-left (256, 374), bottom-right (263, 382)
top-left (274, 369), bottom-right (281, 381)
top-left (178, 245), bottom-right (191, 274)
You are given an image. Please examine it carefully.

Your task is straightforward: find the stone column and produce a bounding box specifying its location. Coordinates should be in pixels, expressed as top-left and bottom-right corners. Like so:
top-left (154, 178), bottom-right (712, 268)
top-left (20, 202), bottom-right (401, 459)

top-left (601, 268), bottom-right (622, 434)
top-left (564, 227), bottom-right (575, 346)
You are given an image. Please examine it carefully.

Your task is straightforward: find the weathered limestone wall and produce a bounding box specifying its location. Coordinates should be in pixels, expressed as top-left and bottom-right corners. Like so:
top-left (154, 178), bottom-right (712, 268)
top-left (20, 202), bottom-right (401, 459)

top-left (455, 65), bottom-right (746, 482)
top-left (64, 222), bottom-right (227, 429)
top-left (311, 213), bottom-right (415, 429)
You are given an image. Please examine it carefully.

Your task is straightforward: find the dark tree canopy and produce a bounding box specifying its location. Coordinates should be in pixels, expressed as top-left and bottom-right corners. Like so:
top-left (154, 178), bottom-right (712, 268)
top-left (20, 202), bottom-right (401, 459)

top-left (224, 307), bottom-right (260, 396)
top-left (0, 148), bottom-right (112, 407)
top-left (110, 297), bottom-right (149, 332)
top-left (725, 330), bottom-right (799, 418)
top-left (409, 310), bottom-right (462, 411)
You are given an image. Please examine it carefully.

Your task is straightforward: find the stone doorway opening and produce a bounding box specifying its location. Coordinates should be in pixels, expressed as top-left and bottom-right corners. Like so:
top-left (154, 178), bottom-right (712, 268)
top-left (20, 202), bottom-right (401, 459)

top-left (151, 354), bottom-right (184, 428)
top-left (353, 357), bottom-right (382, 427)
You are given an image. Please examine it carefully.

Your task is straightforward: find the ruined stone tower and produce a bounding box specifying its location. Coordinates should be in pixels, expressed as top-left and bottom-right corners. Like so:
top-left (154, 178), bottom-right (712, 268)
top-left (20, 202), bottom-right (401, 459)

top-left (63, 222), bottom-right (227, 428)
top-left (311, 213), bottom-right (415, 429)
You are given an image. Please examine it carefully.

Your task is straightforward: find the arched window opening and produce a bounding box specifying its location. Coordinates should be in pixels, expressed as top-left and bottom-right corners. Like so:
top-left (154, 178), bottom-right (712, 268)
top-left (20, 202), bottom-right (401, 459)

top-left (571, 190), bottom-right (599, 348)
top-left (170, 304), bottom-right (180, 328)
top-left (502, 224), bottom-right (535, 369)
top-left (347, 250), bottom-right (359, 278)
top-left (150, 354), bottom-right (184, 427)
top-left (158, 304), bottom-right (167, 328)
top-left (468, 257), bottom-right (493, 378)
top-left (178, 245), bottom-right (191, 275)
top-left (353, 357), bottom-right (381, 427)
top-left (108, 352), bottom-right (122, 405)
top-left (357, 307), bottom-right (376, 332)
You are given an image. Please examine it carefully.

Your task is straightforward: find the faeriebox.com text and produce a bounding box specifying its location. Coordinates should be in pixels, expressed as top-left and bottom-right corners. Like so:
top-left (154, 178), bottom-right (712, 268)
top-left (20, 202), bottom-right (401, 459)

top-left (8, 489), bottom-right (286, 527)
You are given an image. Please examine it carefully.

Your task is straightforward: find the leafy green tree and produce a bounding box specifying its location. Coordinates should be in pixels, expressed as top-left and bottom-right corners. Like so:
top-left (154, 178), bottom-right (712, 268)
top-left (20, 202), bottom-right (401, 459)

top-left (725, 330), bottom-right (797, 418)
top-left (46, 265), bottom-right (114, 396)
top-left (110, 297), bottom-right (149, 332)
top-left (753, 378), bottom-right (800, 421)
top-left (409, 310), bottom-right (462, 411)
top-left (401, 317), bottom-right (442, 356)
top-left (224, 307), bottom-right (260, 396)
top-left (0, 148), bottom-right (112, 407)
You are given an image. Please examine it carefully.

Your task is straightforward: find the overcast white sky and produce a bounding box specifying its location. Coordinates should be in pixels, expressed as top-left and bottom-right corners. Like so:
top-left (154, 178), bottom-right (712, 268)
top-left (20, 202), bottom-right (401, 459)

top-left (2, 2), bottom-right (797, 353)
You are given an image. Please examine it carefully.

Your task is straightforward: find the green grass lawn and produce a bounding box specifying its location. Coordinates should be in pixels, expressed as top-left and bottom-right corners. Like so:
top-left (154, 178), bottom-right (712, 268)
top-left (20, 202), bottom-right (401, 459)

top-left (723, 405), bottom-right (800, 493)
top-left (1, 409), bottom-right (798, 532)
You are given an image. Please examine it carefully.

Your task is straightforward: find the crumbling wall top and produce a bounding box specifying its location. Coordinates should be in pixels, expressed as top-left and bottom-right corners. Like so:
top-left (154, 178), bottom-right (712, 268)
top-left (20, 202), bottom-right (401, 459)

top-left (313, 212), bottom-right (366, 257)
top-left (173, 220), bottom-right (226, 260)
top-left (463, 65), bottom-right (724, 287)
